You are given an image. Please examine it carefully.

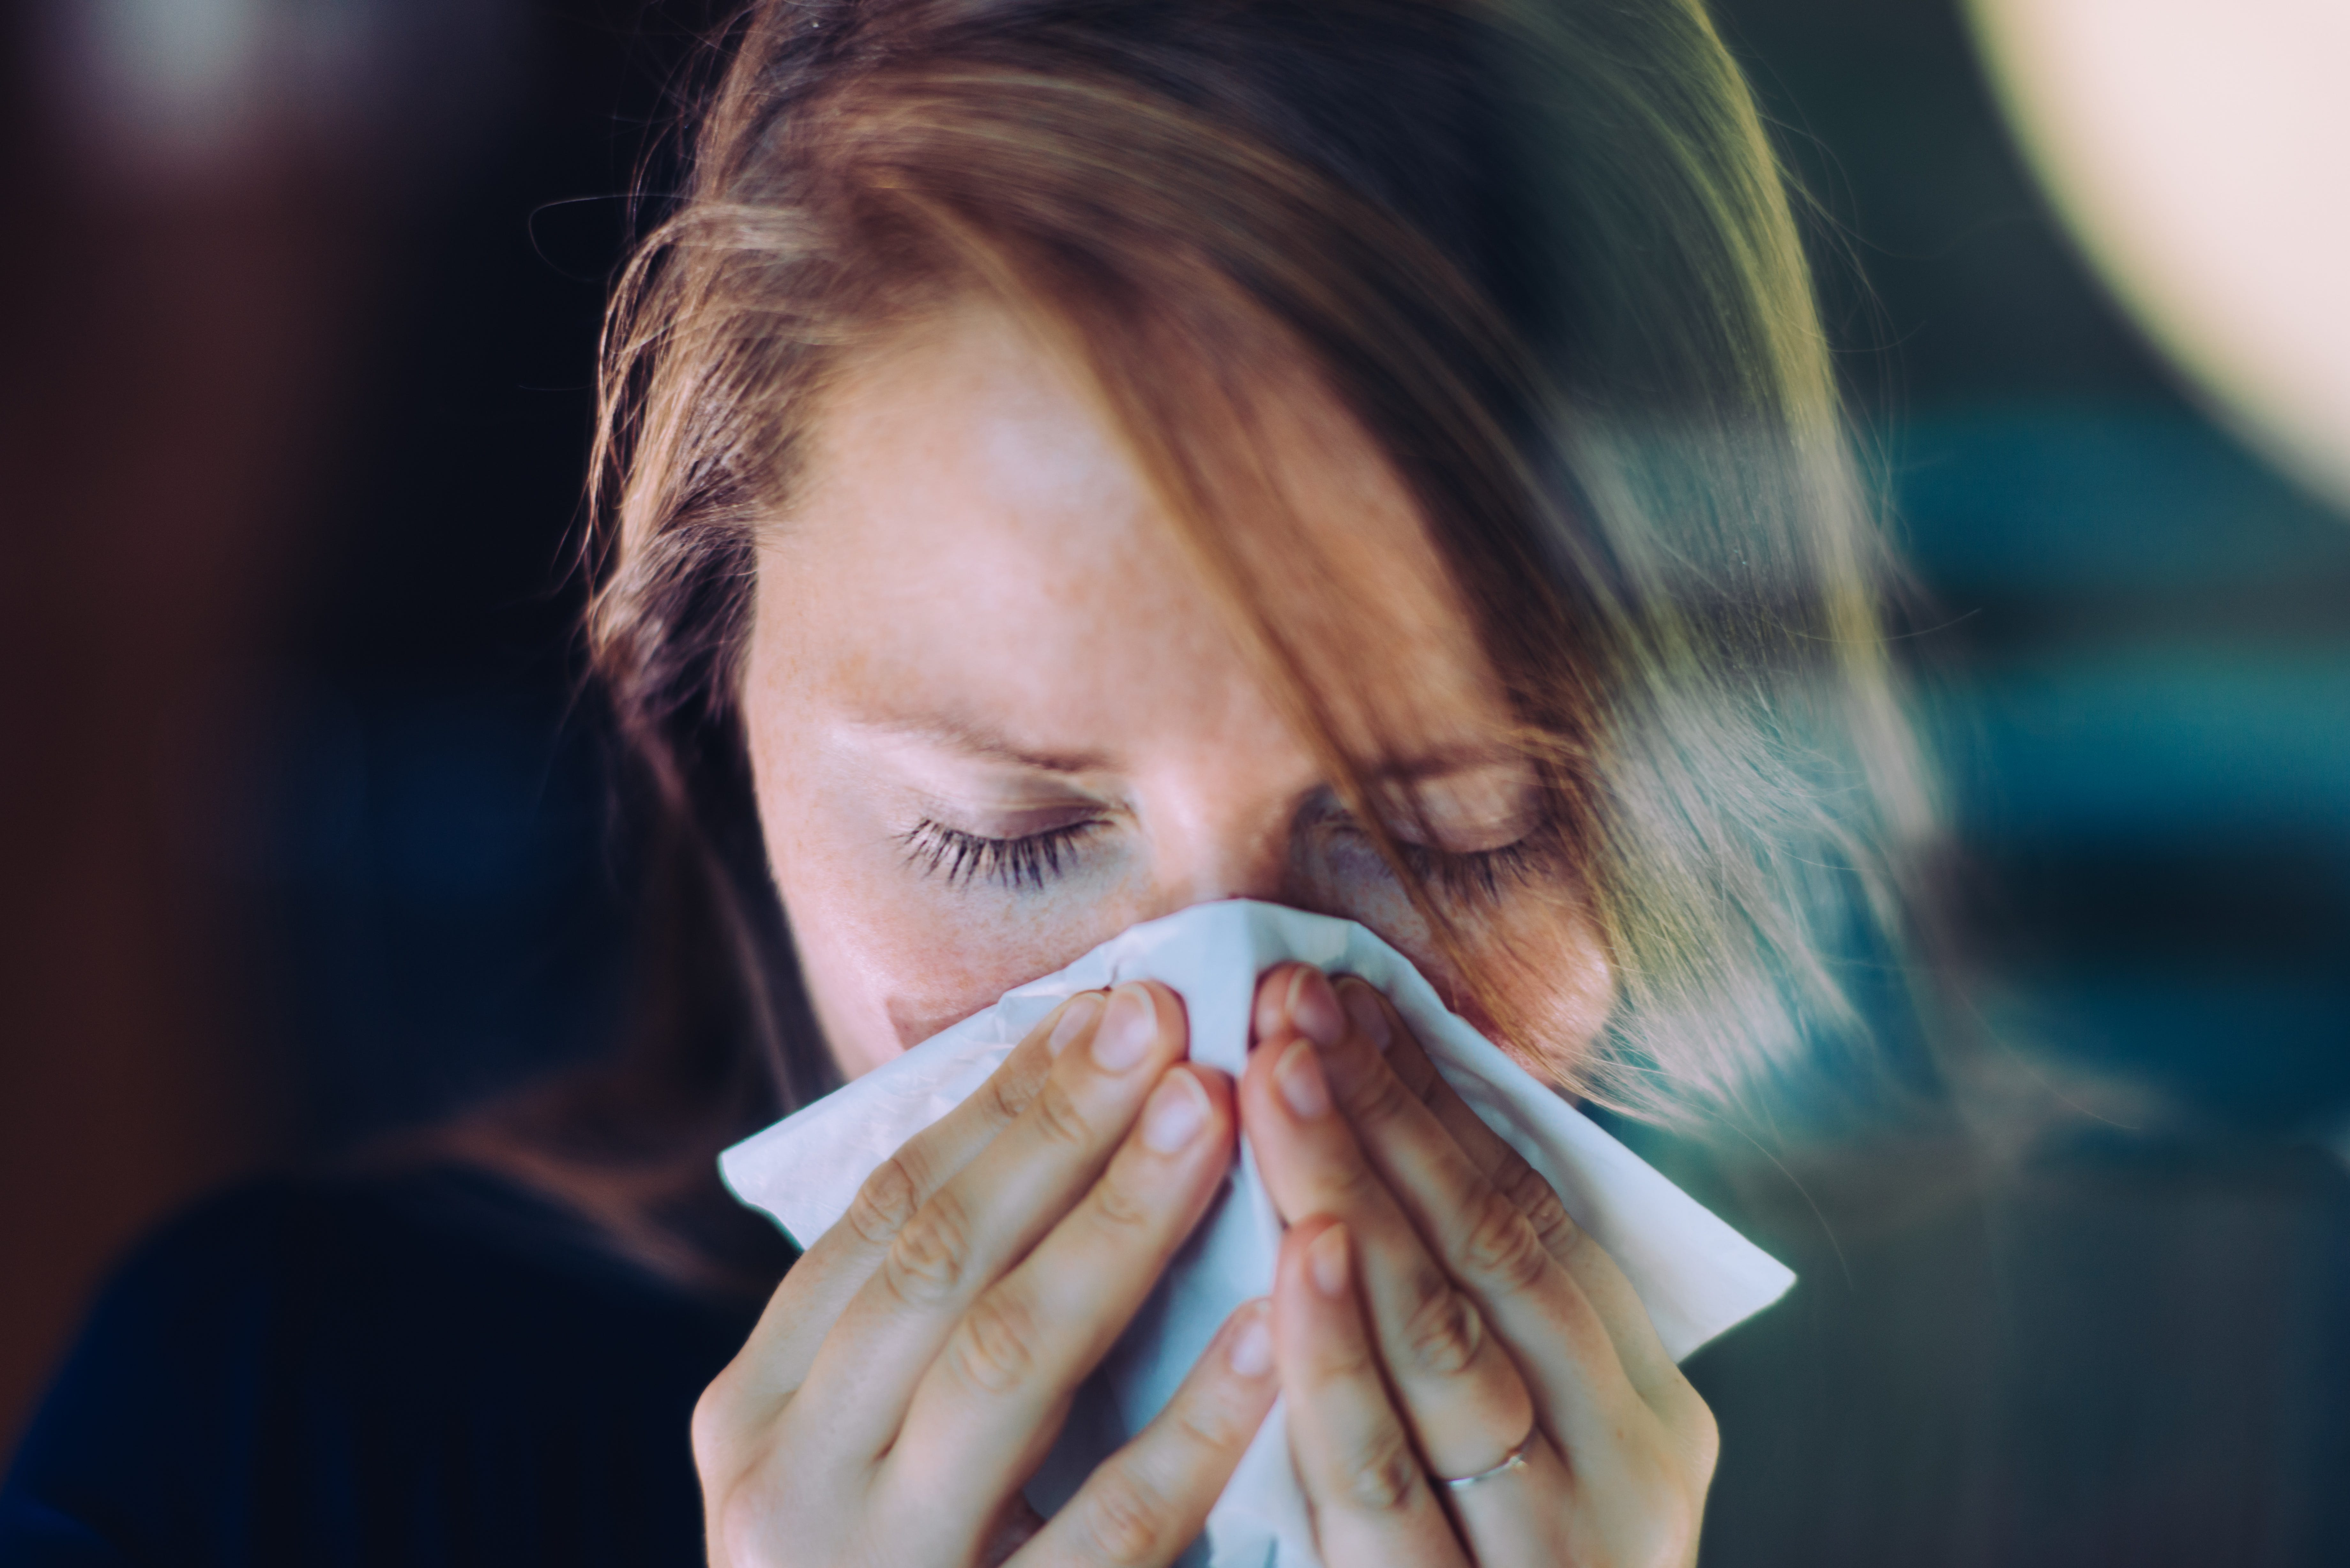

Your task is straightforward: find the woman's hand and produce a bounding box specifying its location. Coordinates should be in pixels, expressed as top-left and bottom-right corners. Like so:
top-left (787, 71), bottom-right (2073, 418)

top-left (693, 981), bottom-right (1279, 1568)
top-left (1242, 964), bottom-right (1718, 1567)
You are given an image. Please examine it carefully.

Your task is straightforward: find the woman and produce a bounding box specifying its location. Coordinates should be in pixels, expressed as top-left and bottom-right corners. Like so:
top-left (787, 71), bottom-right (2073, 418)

top-left (2, 1), bottom-right (1937, 1564)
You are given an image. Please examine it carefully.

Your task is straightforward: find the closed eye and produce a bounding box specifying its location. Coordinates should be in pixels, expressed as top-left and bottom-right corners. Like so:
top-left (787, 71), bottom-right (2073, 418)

top-left (1388, 833), bottom-right (1548, 902)
top-left (899, 817), bottom-right (1109, 891)
top-left (1311, 796), bottom-right (1554, 905)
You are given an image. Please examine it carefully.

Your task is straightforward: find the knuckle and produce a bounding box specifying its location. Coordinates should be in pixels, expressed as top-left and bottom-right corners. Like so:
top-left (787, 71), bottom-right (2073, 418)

top-left (844, 1153), bottom-right (923, 1248)
top-left (1025, 1076), bottom-right (1099, 1155)
top-left (1168, 1385), bottom-right (1250, 1455)
top-left (1457, 1183), bottom-right (1551, 1295)
top-left (882, 1188), bottom-right (977, 1307)
top-left (947, 1285), bottom-right (1044, 1394)
top-left (982, 1059), bottom-right (1037, 1123)
top-left (1326, 1152), bottom-right (1387, 1211)
top-left (1088, 1165), bottom-right (1158, 1237)
top-left (1073, 1464), bottom-right (1171, 1565)
top-left (1499, 1156), bottom-right (1585, 1260)
top-left (1398, 1271), bottom-right (1486, 1378)
top-left (1323, 1332), bottom-right (1383, 1383)
top-left (1338, 1423), bottom-right (1423, 1513)
top-left (1344, 1056), bottom-right (1421, 1133)
top-left (1492, 1149), bottom-right (1552, 1213)
top-left (1305, 1307), bottom-right (1382, 1381)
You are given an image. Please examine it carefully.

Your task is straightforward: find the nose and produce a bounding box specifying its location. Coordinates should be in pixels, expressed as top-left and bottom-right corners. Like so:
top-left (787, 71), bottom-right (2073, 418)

top-left (1130, 794), bottom-right (1302, 920)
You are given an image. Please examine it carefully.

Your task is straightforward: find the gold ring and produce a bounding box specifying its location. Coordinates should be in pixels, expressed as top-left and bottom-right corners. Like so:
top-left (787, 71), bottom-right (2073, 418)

top-left (1437, 1423), bottom-right (1540, 1490)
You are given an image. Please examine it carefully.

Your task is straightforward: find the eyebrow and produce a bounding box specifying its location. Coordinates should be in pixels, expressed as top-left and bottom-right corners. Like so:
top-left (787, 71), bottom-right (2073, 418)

top-left (857, 716), bottom-right (1528, 785)
top-left (855, 716), bottom-right (1111, 775)
top-left (1365, 746), bottom-right (1534, 786)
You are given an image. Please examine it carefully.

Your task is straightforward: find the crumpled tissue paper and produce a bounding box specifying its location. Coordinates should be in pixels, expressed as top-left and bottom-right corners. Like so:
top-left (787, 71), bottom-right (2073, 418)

top-left (719, 899), bottom-right (1793, 1567)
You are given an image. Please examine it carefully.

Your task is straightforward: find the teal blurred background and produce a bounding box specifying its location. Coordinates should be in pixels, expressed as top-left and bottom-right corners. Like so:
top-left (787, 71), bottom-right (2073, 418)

top-left (1730, 0), bottom-right (2350, 1127)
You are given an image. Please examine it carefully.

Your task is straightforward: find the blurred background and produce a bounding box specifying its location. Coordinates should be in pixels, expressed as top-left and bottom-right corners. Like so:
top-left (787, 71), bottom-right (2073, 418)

top-left (3, 0), bottom-right (2345, 1558)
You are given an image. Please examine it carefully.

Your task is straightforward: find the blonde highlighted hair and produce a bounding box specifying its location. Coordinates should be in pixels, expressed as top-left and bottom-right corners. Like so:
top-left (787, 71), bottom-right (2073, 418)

top-left (586, 0), bottom-right (1945, 1147)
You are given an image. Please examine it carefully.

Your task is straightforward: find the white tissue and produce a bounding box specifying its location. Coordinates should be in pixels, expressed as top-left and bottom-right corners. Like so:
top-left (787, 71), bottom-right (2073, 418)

top-left (719, 900), bottom-right (1793, 1567)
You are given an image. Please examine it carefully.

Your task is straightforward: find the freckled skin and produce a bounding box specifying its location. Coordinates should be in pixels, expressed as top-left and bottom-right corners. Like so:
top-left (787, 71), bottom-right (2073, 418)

top-left (741, 299), bottom-right (1612, 1082)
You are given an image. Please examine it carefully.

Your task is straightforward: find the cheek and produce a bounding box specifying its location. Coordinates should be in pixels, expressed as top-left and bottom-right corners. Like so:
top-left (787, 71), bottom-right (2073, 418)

top-left (1470, 893), bottom-right (1615, 1086)
top-left (1419, 911), bottom-right (1615, 1089)
top-left (779, 863), bottom-right (1080, 1076)
top-left (1299, 859), bottom-right (1614, 1089)
top-left (815, 895), bottom-right (1120, 1055)
top-left (753, 753), bottom-right (1147, 1076)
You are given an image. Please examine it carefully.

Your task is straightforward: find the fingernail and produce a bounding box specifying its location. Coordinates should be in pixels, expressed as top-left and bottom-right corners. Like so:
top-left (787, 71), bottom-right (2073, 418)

top-left (1276, 1038), bottom-right (1331, 1119)
top-left (1228, 1307), bottom-right (1274, 1377)
top-left (1141, 1070), bottom-right (1208, 1152)
top-left (1338, 979), bottom-right (1391, 1048)
top-left (1093, 983), bottom-right (1157, 1072)
top-left (1309, 1225), bottom-right (1351, 1299)
top-left (1047, 992), bottom-right (1105, 1057)
top-left (1287, 967), bottom-right (1346, 1050)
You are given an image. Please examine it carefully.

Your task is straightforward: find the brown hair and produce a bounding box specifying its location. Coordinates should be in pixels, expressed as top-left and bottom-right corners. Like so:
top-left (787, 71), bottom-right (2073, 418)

top-left (555, 0), bottom-right (1946, 1280)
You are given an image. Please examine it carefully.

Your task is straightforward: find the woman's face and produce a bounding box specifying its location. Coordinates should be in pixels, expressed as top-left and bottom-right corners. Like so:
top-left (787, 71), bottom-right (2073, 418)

top-left (743, 299), bottom-right (1612, 1081)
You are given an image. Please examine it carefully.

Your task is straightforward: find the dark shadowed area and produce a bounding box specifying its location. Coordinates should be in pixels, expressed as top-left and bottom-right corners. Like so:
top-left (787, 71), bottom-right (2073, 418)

top-left (1, 0), bottom-right (716, 1458)
top-left (4, 0), bottom-right (2344, 1559)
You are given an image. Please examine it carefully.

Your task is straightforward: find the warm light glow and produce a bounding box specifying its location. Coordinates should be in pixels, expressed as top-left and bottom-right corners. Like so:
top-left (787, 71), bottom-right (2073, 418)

top-left (1967, 0), bottom-right (2350, 513)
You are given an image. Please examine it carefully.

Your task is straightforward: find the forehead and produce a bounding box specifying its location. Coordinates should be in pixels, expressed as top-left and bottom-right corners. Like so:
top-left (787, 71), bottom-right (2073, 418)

top-left (762, 298), bottom-right (1506, 750)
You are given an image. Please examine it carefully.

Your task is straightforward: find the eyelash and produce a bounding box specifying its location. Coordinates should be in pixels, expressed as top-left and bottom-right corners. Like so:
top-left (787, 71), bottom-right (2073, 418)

top-left (900, 814), bottom-right (1548, 900)
top-left (1386, 832), bottom-right (1547, 903)
top-left (899, 818), bottom-right (1108, 891)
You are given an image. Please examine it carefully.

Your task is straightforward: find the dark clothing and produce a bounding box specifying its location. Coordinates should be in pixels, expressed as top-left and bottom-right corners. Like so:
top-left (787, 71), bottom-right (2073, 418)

top-left (0, 1168), bottom-right (761, 1566)
top-left (9, 1138), bottom-right (2349, 1566)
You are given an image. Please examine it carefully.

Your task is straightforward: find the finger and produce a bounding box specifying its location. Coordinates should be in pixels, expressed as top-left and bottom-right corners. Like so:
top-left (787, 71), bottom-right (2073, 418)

top-left (1275, 1220), bottom-right (1468, 1568)
top-left (723, 992), bottom-right (1112, 1415)
top-left (1435, 1423), bottom-right (1579, 1567)
top-left (1242, 966), bottom-right (1535, 1484)
top-left (825, 991), bottom-right (1110, 1278)
top-left (793, 980), bottom-right (1191, 1463)
top-left (884, 1062), bottom-right (1238, 1547)
top-left (1011, 1300), bottom-right (1280, 1568)
top-left (1338, 979), bottom-right (1679, 1402)
top-left (1323, 980), bottom-right (1717, 1488)
top-left (1276, 975), bottom-right (1717, 1556)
